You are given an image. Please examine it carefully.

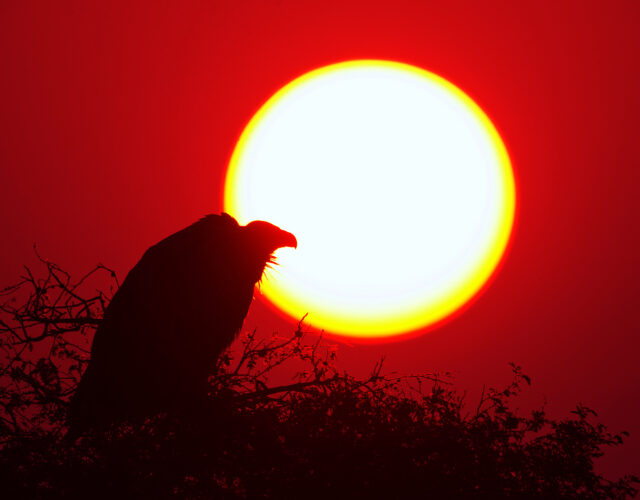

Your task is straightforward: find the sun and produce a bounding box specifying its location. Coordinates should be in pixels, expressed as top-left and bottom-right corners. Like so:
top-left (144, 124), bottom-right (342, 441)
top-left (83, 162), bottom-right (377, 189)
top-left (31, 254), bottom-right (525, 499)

top-left (224, 60), bottom-right (515, 340)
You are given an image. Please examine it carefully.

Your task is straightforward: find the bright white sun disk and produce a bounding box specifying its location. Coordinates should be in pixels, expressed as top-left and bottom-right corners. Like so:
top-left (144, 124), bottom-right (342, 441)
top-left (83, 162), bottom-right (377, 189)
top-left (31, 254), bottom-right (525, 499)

top-left (225, 60), bottom-right (515, 338)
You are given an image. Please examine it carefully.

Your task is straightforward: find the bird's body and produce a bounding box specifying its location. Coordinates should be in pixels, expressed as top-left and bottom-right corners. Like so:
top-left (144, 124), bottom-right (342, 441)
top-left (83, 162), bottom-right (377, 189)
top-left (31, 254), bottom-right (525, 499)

top-left (69, 213), bottom-right (296, 433)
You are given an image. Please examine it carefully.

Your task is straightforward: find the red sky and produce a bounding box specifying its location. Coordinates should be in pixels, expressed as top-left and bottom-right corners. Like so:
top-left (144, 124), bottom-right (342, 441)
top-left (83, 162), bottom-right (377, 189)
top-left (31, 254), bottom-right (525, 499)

top-left (1, 0), bottom-right (638, 477)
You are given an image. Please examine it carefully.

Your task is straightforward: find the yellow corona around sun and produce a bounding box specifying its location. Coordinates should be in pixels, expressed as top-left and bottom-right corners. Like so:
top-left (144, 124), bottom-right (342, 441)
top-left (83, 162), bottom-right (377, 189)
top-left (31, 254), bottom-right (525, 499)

top-left (224, 60), bottom-right (515, 339)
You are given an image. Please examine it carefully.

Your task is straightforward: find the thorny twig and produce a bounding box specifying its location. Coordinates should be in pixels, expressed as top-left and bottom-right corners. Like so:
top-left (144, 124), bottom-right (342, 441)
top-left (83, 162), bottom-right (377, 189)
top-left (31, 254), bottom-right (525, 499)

top-left (0, 251), bottom-right (115, 441)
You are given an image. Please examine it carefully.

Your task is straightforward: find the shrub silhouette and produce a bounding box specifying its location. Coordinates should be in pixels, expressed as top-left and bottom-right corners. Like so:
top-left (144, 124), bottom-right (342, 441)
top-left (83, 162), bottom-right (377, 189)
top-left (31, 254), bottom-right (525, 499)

top-left (0, 254), bottom-right (638, 499)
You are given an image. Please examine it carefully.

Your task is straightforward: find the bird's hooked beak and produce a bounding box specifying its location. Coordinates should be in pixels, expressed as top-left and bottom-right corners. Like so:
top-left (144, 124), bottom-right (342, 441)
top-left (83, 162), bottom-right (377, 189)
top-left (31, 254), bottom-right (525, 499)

top-left (242, 220), bottom-right (297, 282)
top-left (243, 219), bottom-right (298, 255)
top-left (279, 230), bottom-right (297, 250)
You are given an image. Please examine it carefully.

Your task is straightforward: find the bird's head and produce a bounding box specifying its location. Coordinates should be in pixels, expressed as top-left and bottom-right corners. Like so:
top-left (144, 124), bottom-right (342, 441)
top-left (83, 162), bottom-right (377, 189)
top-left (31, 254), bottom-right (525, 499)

top-left (240, 220), bottom-right (297, 282)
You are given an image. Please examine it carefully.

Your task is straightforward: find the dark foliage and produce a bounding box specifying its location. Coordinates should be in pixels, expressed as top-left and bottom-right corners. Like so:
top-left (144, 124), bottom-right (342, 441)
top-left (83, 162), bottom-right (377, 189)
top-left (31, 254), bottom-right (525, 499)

top-left (0, 255), bottom-right (638, 499)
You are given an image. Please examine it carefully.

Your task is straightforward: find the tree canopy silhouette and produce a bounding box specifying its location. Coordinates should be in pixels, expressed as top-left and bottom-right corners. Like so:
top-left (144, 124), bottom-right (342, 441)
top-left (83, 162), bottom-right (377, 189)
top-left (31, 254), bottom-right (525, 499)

top-left (0, 245), bottom-right (638, 499)
top-left (69, 213), bottom-right (297, 432)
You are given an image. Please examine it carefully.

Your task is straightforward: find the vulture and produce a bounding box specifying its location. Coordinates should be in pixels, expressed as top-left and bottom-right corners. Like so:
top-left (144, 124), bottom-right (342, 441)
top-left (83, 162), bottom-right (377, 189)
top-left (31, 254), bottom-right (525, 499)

top-left (69, 213), bottom-right (297, 433)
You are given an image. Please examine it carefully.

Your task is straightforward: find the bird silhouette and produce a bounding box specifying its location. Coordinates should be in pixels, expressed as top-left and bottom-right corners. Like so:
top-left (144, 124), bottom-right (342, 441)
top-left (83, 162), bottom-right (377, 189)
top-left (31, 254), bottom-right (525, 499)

top-left (69, 213), bottom-right (297, 433)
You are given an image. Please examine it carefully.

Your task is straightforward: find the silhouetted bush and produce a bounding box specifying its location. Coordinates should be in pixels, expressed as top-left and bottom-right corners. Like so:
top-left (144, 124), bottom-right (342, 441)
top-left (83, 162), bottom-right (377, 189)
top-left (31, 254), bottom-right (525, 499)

top-left (0, 255), bottom-right (638, 499)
